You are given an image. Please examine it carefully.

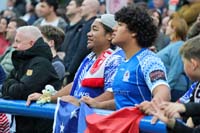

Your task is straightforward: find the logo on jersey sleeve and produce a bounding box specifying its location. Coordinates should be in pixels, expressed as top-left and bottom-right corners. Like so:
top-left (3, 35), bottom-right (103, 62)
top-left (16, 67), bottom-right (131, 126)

top-left (149, 70), bottom-right (166, 83)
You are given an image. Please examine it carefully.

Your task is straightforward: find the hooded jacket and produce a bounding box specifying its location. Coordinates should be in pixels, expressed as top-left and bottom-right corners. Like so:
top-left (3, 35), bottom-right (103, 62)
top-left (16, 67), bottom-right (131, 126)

top-left (2, 37), bottom-right (61, 100)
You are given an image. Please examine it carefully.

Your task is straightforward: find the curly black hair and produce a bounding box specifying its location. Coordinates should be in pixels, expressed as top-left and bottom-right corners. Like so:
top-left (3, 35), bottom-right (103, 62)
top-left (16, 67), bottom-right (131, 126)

top-left (115, 5), bottom-right (158, 48)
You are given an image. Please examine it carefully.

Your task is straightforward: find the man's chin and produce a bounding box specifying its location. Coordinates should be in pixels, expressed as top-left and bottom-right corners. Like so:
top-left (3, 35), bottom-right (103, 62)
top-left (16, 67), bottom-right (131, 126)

top-left (87, 44), bottom-right (93, 50)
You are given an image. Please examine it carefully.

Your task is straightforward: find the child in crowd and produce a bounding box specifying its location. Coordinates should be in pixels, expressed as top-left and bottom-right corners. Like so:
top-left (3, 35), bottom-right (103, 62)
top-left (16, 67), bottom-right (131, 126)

top-left (39, 25), bottom-right (65, 81)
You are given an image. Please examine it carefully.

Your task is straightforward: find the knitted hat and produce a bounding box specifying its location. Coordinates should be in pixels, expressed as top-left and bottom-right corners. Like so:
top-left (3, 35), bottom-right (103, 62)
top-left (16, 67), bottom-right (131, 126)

top-left (96, 14), bottom-right (117, 29)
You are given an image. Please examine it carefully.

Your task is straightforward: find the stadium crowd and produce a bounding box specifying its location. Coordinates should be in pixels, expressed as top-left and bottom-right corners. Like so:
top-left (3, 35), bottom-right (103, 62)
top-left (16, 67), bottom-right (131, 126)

top-left (0, 0), bottom-right (200, 132)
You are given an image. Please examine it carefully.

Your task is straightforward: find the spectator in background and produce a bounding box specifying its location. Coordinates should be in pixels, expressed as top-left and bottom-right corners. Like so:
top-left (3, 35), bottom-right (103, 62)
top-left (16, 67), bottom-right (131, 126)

top-left (0, 18), bottom-right (27, 77)
top-left (157, 16), bottom-right (190, 102)
top-left (6, 0), bottom-right (26, 17)
top-left (1, 26), bottom-right (61, 133)
top-left (106, 0), bottom-right (127, 14)
top-left (39, 25), bottom-right (65, 81)
top-left (35, 2), bottom-right (42, 18)
top-left (98, 0), bottom-right (106, 14)
top-left (187, 13), bottom-right (200, 39)
top-left (148, 0), bottom-right (168, 16)
top-left (127, 0), bottom-right (134, 5)
top-left (1, 9), bottom-right (16, 20)
top-left (59, 0), bottom-right (84, 84)
top-left (148, 9), bottom-right (170, 52)
top-left (59, 0), bottom-right (84, 60)
top-left (160, 16), bottom-right (170, 34)
top-left (33, 0), bottom-right (67, 31)
top-left (0, 17), bottom-right (10, 56)
top-left (21, 0), bottom-right (38, 25)
top-left (174, 0), bottom-right (200, 26)
top-left (63, 0), bottom-right (100, 84)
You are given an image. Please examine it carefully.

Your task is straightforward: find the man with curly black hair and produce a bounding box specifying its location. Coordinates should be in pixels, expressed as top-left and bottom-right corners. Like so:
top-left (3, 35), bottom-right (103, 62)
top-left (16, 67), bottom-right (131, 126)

top-left (82, 5), bottom-right (171, 118)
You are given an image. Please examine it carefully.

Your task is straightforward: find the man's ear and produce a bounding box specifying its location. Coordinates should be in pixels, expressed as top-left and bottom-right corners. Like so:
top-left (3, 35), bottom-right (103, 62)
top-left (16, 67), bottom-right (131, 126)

top-left (30, 40), bottom-right (35, 46)
top-left (106, 33), bottom-right (112, 41)
top-left (48, 40), bottom-right (55, 48)
top-left (191, 58), bottom-right (199, 70)
top-left (131, 33), bottom-right (137, 38)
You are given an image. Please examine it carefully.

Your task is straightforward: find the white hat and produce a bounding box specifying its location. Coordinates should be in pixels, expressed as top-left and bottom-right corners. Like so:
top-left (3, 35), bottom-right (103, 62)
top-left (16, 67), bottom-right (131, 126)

top-left (96, 14), bottom-right (117, 29)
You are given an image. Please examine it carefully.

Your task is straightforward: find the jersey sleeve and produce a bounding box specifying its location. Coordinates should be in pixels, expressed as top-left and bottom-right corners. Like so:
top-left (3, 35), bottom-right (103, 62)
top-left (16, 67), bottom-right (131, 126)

top-left (139, 55), bottom-right (169, 92)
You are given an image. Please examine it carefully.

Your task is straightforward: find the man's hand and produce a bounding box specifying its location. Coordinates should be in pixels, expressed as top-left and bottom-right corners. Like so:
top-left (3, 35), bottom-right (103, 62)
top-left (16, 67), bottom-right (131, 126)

top-left (160, 102), bottom-right (185, 118)
top-left (137, 101), bottom-right (154, 115)
top-left (26, 93), bottom-right (42, 106)
top-left (61, 95), bottom-right (80, 106)
top-left (137, 100), bottom-right (159, 124)
top-left (151, 100), bottom-right (176, 128)
top-left (81, 96), bottom-right (99, 108)
top-left (186, 117), bottom-right (194, 128)
top-left (150, 99), bottom-right (169, 124)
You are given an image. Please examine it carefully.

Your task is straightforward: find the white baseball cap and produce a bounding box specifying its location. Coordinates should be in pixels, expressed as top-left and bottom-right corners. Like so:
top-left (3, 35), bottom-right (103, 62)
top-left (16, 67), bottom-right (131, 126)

top-left (96, 14), bottom-right (117, 29)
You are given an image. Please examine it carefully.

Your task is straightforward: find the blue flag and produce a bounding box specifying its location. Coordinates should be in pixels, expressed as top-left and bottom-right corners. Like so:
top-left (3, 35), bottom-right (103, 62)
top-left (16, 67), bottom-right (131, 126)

top-left (78, 102), bottom-right (114, 133)
top-left (53, 98), bottom-right (80, 133)
top-left (78, 102), bottom-right (94, 132)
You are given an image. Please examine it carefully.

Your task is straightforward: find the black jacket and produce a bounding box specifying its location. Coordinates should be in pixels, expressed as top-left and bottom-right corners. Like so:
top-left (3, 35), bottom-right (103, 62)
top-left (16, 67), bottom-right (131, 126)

top-left (173, 103), bottom-right (200, 133)
top-left (61, 19), bottom-right (85, 84)
top-left (2, 37), bottom-right (61, 100)
top-left (62, 17), bottom-right (96, 83)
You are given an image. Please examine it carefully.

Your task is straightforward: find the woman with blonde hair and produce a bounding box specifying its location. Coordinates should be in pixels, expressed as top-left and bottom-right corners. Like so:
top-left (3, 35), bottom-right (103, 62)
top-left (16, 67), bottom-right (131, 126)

top-left (157, 16), bottom-right (190, 102)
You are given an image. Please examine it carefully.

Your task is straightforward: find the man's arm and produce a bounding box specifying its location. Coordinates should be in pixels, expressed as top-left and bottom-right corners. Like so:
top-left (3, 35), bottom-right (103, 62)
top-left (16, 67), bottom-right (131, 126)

top-left (26, 82), bottom-right (73, 105)
top-left (94, 91), bottom-right (114, 102)
top-left (51, 82), bottom-right (73, 102)
top-left (81, 96), bottom-right (116, 110)
top-left (138, 84), bottom-right (171, 115)
top-left (152, 84), bottom-right (171, 102)
top-left (183, 103), bottom-right (200, 117)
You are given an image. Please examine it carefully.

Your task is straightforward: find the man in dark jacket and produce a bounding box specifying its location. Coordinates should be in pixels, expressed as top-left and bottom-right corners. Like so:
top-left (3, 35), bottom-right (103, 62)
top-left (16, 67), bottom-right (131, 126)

top-left (60, 0), bottom-right (84, 85)
top-left (1, 26), bottom-right (61, 133)
top-left (62, 0), bottom-right (100, 84)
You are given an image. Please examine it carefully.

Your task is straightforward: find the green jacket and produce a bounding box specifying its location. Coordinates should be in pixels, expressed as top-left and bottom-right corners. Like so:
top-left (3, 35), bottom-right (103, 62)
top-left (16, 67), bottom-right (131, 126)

top-left (0, 46), bottom-right (15, 77)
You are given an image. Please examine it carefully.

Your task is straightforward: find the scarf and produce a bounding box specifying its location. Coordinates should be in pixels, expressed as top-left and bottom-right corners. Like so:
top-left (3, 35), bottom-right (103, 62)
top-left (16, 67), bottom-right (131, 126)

top-left (81, 48), bottom-right (114, 88)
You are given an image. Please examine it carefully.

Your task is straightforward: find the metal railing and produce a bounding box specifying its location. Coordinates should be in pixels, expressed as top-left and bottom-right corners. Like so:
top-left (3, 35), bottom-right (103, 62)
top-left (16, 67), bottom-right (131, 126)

top-left (0, 98), bottom-right (166, 133)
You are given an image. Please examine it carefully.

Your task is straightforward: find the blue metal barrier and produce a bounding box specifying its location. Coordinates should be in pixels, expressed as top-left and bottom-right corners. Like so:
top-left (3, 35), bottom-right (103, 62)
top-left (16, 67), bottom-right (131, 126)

top-left (0, 98), bottom-right (166, 133)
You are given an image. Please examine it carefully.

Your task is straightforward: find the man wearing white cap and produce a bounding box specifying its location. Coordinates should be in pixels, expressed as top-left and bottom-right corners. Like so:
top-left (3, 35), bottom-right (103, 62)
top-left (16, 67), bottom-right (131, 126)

top-left (27, 14), bottom-right (124, 105)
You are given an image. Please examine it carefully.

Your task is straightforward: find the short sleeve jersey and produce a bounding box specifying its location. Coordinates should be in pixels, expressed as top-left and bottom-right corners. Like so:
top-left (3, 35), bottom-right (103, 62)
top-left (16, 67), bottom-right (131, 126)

top-left (113, 48), bottom-right (169, 109)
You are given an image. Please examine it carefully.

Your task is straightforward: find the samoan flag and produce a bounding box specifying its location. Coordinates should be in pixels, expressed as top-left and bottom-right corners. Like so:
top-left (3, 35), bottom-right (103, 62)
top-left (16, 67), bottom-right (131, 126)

top-left (53, 101), bottom-right (164, 133)
top-left (78, 102), bottom-right (144, 133)
top-left (77, 102), bottom-right (94, 132)
top-left (78, 102), bottom-right (114, 133)
top-left (53, 98), bottom-right (80, 133)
